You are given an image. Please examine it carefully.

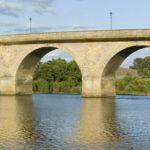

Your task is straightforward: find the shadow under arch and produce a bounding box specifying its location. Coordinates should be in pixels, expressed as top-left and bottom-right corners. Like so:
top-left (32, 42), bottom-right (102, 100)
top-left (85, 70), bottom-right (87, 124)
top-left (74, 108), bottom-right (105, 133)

top-left (15, 46), bottom-right (82, 95)
top-left (101, 45), bottom-right (149, 97)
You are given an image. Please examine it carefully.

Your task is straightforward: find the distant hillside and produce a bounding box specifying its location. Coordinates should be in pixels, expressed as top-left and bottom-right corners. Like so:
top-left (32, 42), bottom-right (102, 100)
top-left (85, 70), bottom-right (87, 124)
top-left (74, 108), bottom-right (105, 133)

top-left (116, 67), bottom-right (138, 79)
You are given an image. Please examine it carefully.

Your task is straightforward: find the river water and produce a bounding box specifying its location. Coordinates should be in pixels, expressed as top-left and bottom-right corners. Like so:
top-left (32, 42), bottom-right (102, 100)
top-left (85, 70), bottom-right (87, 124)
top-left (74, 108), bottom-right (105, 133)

top-left (0, 94), bottom-right (150, 150)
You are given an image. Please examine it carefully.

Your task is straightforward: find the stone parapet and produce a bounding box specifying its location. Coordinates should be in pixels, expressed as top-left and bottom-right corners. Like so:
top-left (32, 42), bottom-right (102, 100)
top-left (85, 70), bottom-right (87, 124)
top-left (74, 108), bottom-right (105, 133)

top-left (1, 29), bottom-right (150, 45)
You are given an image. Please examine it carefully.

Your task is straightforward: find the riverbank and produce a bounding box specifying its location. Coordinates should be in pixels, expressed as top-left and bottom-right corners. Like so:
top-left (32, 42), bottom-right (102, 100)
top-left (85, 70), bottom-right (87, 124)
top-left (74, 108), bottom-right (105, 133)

top-left (33, 77), bottom-right (150, 96)
top-left (116, 76), bottom-right (150, 96)
top-left (117, 92), bottom-right (150, 96)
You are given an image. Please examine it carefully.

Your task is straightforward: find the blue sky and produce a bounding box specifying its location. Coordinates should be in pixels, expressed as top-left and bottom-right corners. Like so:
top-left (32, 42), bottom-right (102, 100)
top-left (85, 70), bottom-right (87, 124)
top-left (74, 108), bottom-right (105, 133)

top-left (0, 0), bottom-right (150, 67)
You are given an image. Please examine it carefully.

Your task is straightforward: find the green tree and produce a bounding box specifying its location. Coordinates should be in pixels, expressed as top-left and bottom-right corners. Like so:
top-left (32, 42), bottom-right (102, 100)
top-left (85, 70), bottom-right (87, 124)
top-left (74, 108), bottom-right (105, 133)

top-left (130, 56), bottom-right (150, 77)
top-left (32, 58), bottom-right (82, 94)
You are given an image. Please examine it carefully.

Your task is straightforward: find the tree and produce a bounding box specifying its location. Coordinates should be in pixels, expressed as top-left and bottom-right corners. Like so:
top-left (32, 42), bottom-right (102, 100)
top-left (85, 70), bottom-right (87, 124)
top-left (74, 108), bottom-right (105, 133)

top-left (32, 58), bottom-right (82, 94)
top-left (130, 56), bottom-right (150, 77)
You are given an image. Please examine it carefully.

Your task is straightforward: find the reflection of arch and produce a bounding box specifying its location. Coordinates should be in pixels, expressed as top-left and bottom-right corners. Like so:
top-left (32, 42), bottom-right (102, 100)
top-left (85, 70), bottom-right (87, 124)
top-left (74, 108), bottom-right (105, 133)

top-left (0, 96), bottom-right (32, 145)
top-left (15, 47), bottom-right (82, 95)
top-left (101, 45), bottom-right (148, 97)
top-left (75, 98), bottom-right (120, 144)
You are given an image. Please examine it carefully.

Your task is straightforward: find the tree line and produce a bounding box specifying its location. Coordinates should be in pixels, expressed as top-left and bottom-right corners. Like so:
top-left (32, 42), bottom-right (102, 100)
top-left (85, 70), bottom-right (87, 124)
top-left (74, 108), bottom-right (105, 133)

top-left (33, 57), bottom-right (150, 95)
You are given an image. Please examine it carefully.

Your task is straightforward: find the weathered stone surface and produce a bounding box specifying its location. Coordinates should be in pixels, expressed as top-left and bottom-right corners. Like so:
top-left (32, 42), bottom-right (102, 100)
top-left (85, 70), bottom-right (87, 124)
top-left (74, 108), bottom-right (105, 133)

top-left (0, 29), bottom-right (150, 97)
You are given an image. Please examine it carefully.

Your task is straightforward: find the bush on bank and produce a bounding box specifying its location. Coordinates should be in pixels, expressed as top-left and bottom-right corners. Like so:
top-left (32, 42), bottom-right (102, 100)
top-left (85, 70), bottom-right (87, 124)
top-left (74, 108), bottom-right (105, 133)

top-left (116, 76), bottom-right (150, 95)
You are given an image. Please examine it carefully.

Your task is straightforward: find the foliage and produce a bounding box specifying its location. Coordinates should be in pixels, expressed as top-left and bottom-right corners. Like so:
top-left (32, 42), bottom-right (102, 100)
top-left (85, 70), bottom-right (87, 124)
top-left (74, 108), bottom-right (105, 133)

top-left (33, 79), bottom-right (50, 93)
top-left (116, 56), bottom-right (150, 95)
top-left (33, 57), bottom-right (150, 95)
top-left (116, 76), bottom-right (150, 95)
top-left (33, 58), bottom-right (82, 94)
top-left (130, 56), bottom-right (150, 77)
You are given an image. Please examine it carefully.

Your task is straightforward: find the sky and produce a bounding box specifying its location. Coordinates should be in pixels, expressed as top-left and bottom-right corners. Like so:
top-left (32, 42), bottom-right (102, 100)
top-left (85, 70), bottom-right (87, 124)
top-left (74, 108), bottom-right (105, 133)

top-left (0, 0), bottom-right (150, 67)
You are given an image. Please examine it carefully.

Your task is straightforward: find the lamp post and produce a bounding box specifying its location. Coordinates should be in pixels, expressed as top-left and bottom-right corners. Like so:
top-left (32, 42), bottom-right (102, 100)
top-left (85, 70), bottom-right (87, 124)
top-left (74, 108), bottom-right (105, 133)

top-left (29, 17), bottom-right (32, 33)
top-left (110, 12), bottom-right (113, 30)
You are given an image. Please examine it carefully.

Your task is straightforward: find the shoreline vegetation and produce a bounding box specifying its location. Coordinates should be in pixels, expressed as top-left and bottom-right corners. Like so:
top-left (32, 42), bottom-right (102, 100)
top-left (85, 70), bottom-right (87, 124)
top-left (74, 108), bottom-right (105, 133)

top-left (33, 57), bottom-right (150, 96)
top-left (116, 76), bottom-right (150, 96)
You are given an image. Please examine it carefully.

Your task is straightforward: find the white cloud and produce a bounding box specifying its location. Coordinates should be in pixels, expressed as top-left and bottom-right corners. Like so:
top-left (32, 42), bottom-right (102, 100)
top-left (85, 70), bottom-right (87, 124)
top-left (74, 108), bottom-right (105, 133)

top-left (0, 0), bottom-right (22, 17)
top-left (41, 49), bottom-right (73, 62)
top-left (19, 0), bottom-right (56, 14)
top-left (0, 0), bottom-right (85, 17)
top-left (0, 22), bottom-right (16, 27)
top-left (0, 0), bottom-right (56, 17)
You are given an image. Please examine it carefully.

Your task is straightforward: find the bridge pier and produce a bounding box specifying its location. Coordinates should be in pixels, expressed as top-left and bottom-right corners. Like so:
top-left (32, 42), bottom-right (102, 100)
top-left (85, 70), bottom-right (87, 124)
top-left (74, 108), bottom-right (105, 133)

top-left (101, 76), bottom-right (116, 98)
top-left (81, 66), bottom-right (102, 98)
top-left (82, 76), bottom-right (116, 98)
top-left (16, 77), bottom-right (33, 95)
top-left (0, 76), bottom-right (16, 95)
top-left (82, 78), bottom-right (101, 98)
top-left (0, 76), bottom-right (32, 96)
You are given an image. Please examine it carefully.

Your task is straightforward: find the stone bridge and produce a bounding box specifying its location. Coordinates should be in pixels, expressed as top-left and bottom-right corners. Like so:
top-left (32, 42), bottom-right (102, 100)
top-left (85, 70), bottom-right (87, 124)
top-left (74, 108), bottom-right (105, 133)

top-left (0, 29), bottom-right (150, 97)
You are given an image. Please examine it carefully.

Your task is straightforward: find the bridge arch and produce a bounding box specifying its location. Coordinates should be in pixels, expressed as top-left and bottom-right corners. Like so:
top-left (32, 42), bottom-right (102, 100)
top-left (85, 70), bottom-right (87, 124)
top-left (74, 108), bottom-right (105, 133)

top-left (101, 45), bottom-right (149, 97)
top-left (15, 46), bottom-right (82, 95)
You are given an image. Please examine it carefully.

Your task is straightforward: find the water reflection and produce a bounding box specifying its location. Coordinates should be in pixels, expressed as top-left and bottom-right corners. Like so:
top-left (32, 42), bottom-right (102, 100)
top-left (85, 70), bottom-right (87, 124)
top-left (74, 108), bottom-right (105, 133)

top-left (0, 94), bottom-right (150, 149)
top-left (0, 96), bottom-right (40, 149)
top-left (0, 96), bottom-right (22, 145)
top-left (75, 98), bottom-right (121, 145)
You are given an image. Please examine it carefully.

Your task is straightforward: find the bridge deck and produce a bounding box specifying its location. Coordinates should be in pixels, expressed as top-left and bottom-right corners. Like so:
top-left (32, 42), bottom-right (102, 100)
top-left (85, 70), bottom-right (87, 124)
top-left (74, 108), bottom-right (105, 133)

top-left (1, 29), bottom-right (150, 45)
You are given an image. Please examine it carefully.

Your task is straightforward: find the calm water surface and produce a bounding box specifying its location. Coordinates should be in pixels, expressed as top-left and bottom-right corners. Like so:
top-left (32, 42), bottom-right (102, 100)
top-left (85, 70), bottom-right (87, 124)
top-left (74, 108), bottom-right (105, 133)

top-left (0, 94), bottom-right (150, 150)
